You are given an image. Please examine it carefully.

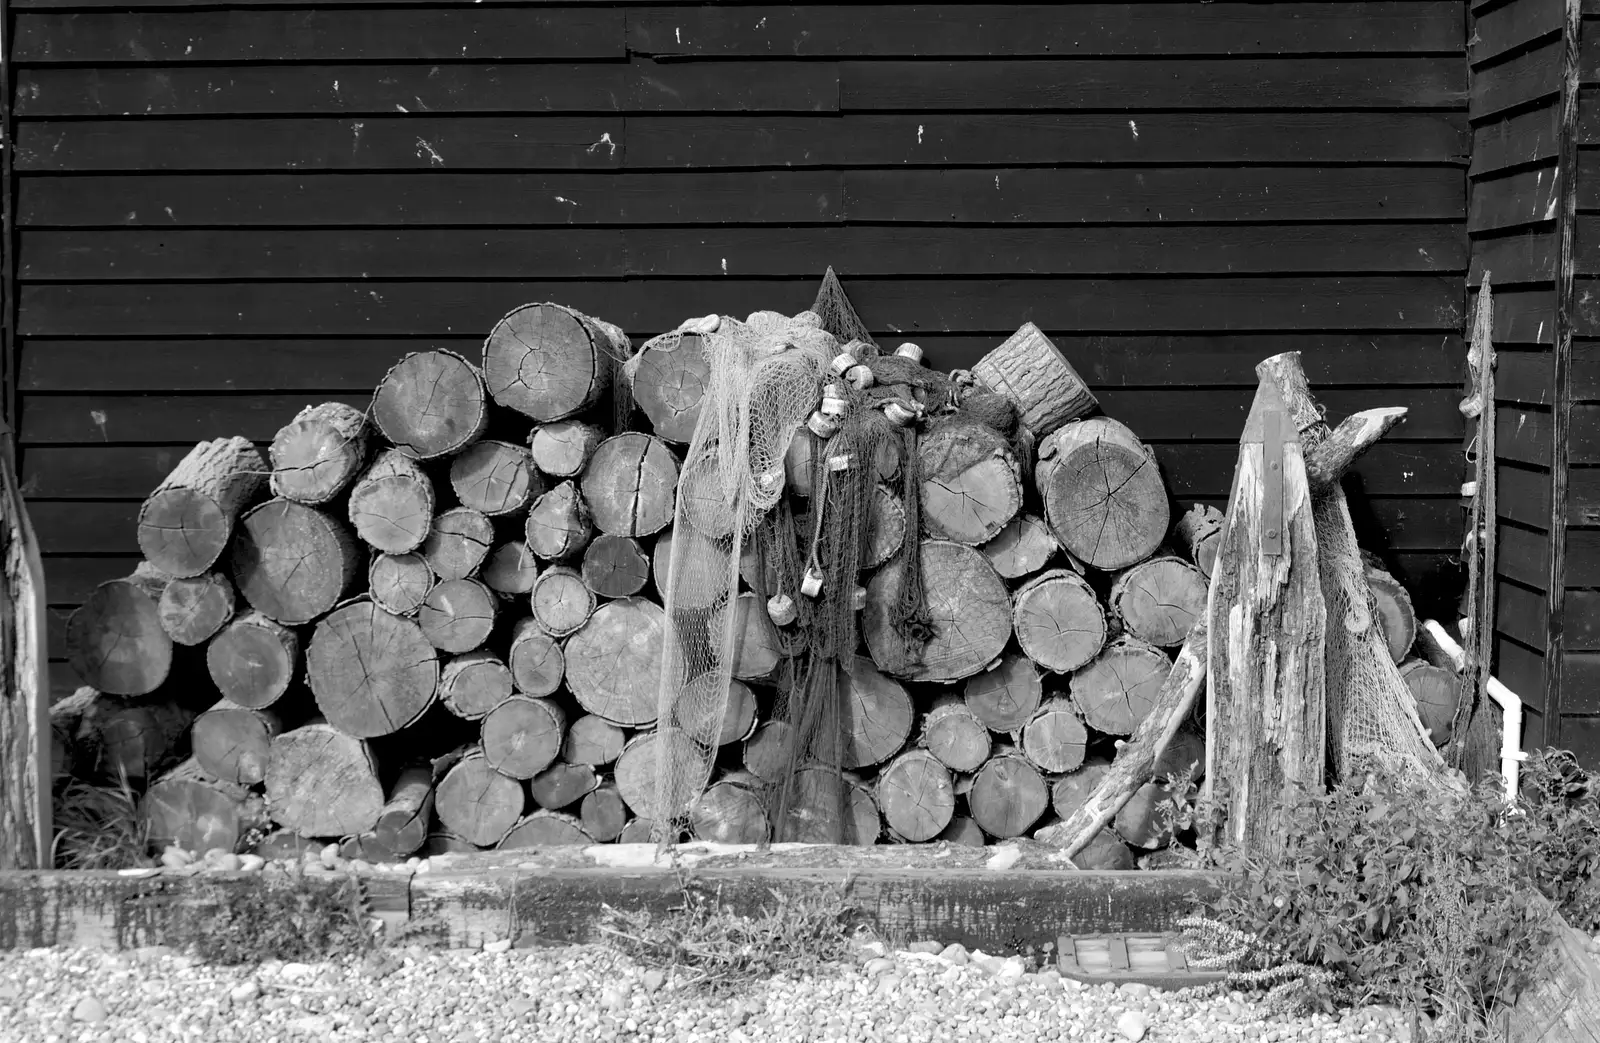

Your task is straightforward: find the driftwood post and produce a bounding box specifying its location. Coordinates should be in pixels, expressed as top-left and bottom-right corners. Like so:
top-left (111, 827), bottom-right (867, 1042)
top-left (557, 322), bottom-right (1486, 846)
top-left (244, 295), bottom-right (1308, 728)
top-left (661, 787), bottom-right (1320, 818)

top-left (0, 420), bottom-right (50, 869)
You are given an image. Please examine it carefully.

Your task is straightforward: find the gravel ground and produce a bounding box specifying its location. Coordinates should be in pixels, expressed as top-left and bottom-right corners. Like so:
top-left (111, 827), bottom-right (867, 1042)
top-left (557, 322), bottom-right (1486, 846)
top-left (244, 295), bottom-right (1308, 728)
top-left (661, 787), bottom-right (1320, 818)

top-left (0, 943), bottom-right (1414, 1043)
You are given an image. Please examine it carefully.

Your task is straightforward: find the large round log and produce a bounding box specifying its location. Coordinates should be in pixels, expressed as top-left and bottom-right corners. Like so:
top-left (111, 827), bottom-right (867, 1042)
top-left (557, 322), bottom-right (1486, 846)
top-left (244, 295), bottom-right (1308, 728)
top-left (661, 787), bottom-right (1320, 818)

top-left (484, 302), bottom-right (619, 422)
top-left (863, 540), bottom-right (1011, 682)
top-left (617, 818), bottom-right (656, 844)
top-left (450, 440), bottom-right (542, 517)
top-left (158, 571), bottom-right (236, 646)
top-left (1051, 758), bottom-right (1112, 822)
top-left (1175, 504), bottom-right (1225, 578)
top-left (651, 527), bottom-right (725, 609)
top-left (1012, 568), bottom-right (1106, 673)
top-left (481, 696), bottom-right (566, 780)
top-left (841, 655), bottom-right (913, 769)
top-left (482, 541), bottom-right (539, 596)
top-left (418, 577), bottom-right (498, 653)
top-left (675, 448), bottom-right (736, 540)
top-left (373, 349), bottom-right (489, 460)
top-left (66, 565), bottom-right (173, 696)
top-left (1154, 727), bottom-right (1207, 783)
top-left (580, 782), bottom-right (629, 842)
top-left (742, 721), bottom-right (794, 784)
top-left (530, 565), bottom-right (595, 637)
top-left (921, 695), bottom-right (991, 773)
top-left (982, 513), bottom-right (1059, 581)
top-left (143, 757), bottom-right (270, 854)
top-left (499, 811), bottom-right (593, 848)
top-left (269, 402), bottom-right (369, 506)
top-left (206, 610), bottom-right (299, 709)
top-left (671, 674), bottom-right (759, 747)
top-left (1365, 562), bottom-right (1417, 664)
top-left (614, 728), bottom-right (699, 819)
top-left (1401, 658), bottom-right (1461, 746)
top-left (51, 686), bottom-right (194, 784)
top-left (781, 766), bottom-right (881, 845)
top-left (348, 450), bottom-right (435, 555)
top-left (582, 534), bottom-right (650, 598)
top-left (728, 591), bottom-right (782, 680)
top-left (264, 723), bottom-right (384, 838)
top-left (865, 486), bottom-right (907, 569)
top-left (786, 428), bottom-right (816, 499)
top-left (968, 748), bottom-right (1049, 839)
top-left (434, 748), bottom-right (525, 847)
top-left (582, 433), bottom-right (679, 538)
top-left (440, 651), bottom-right (513, 721)
top-left (191, 699), bottom-right (280, 785)
top-left (1036, 417), bottom-right (1169, 571)
top-left (528, 420), bottom-right (604, 478)
top-left (876, 749), bottom-right (954, 842)
top-left (565, 597), bottom-right (664, 726)
top-left (1074, 827), bottom-right (1136, 870)
top-left (232, 498), bottom-right (360, 624)
top-left (564, 715), bottom-right (626, 767)
top-left (1070, 636), bottom-right (1171, 736)
top-left (531, 761), bottom-right (599, 810)
top-left (525, 480), bottom-right (593, 561)
top-left (1018, 699), bottom-right (1088, 774)
top-left (691, 772), bottom-right (769, 845)
top-left (368, 552), bottom-right (434, 616)
top-left (971, 323), bottom-right (1097, 438)
top-left (918, 418), bottom-right (1023, 545)
top-left (937, 816), bottom-right (987, 847)
top-left (421, 507), bottom-right (494, 582)
top-left (138, 437), bottom-right (267, 578)
top-left (508, 618), bottom-right (565, 698)
top-left (306, 601), bottom-right (439, 738)
top-left (963, 653), bottom-right (1043, 733)
top-left (1110, 556), bottom-right (1208, 648)
top-left (1114, 781), bottom-right (1175, 850)
top-left (632, 332), bottom-right (709, 443)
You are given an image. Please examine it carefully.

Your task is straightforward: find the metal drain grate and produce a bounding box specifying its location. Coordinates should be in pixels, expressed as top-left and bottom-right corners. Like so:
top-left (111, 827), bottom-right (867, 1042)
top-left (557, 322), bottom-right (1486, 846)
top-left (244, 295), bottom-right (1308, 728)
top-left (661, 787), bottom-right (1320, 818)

top-left (1057, 933), bottom-right (1231, 991)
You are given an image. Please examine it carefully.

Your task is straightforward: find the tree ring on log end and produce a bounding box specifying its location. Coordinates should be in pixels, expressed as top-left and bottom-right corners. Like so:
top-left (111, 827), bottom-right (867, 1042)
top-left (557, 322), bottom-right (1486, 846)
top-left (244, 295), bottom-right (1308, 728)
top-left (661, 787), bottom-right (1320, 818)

top-left (307, 601), bottom-right (440, 738)
top-left (863, 540), bottom-right (1010, 683)
top-left (565, 596), bottom-right (665, 726)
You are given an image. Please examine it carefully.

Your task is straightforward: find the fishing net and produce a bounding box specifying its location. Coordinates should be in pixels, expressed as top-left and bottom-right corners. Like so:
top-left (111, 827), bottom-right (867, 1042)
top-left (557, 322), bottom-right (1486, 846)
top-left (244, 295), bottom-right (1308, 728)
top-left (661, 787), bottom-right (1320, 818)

top-left (812, 267), bottom-right (878, 351)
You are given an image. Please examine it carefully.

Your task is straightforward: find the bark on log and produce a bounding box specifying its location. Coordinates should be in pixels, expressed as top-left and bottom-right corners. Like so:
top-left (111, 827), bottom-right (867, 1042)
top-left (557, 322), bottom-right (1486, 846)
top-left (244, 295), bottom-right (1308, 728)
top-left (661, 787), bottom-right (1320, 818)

top-left (1011, 568), bottom-right (1106, 673)
top-left (434, 747), bottom-right (525, 847)
top-left (481, 696), bottom-right (566, 780)
top-left (51, 686), bottom-right (194, 784)
top-left (582, 433), bottom-right (679, 538)
top-left (1114, 781), bottom-right (1174, 850)
top-left (876, 749), bottom-right (955, 842)
top-left (508, 618), bottom-right (565, 698)
top-left (66, 564), bottom-right (173, 696)
top-left (1036, 417), bottom-right (1169, 571)
top-left (580, 782), bottom-right (629, 842)
top-left (1110, 556), bottom-right (1208, 648)
top-left (582, 534), bottom-right (650, 599)
top-left (1400, 658), bottom-right (1461, 747)
top-left (1305, 408), bottom-right (1411, 492)
top-left (264, 722), bottom-right (384, 838)
top-left (421, 507), bottom-right (494, 582)
top-left (372, 349), bottom-right (489, 460)
top-left (138, 437), bottom-right (267, 578)
top-left (963, 653), bottom-right (1043, 733)
top-left (269, 402), bottom-right (369, 506)
top-left (632, 332), bottom-right (709, 444)
top-left (306, 600), bottom-right (439, 738)
top-left (1365, 562), bottom-right (1417, 664)
top-left (143, 756), bottom-right (270, 854)
top-left (368, 552), bottom-right (434, 616)
top-left (531, 761), bottom-right (600, 810)
top-left (936, 816), bottom-right (987, 847)
top-left (614, 728), bottom-right (699, 820)
top-left (530, 566), bottom-right (595, 638)
top-left (482, 541), bottom-right (539, 597)
top-left (1174, 504), bottom-right (1225, 578)
top-left (918, 418), bottom-right (1023, 546)
top-left (499, 810), bottom-right (593, 848)
top-left (348, 450), bottom-right (435, 555)
top-left (206, 610), bottom-right (299, 709)
top-left (970, 323), bottom-right (1097, 438)
top-left (863, 540), bottom-right (1012, 682)
top-left (158, 571), bottom-right (236, 647)
top-left (450, 440), bottom-right (541, 517)
top-left (528, 420), bottom-right (604, 478)
top-left (439, 651), bottom-right (513, 721)
top-left (982, 514), bottom-right (1059, 581)
top-left (1050, 758), bottom-right (1112, 823)
top-left (372, 757), bottom-right (457, 858)
top-left (968, 748), bottom-right (1049, 839)
top-left (865, 485), bottom-right (907, 569)
top-left (691, 772), bottom-right (769, 844)
top-left (191, 698), bottom-right (280, 786)
top-left (841, 655), bottom-right (914, 769)
top-left (1071, 636), bottom-right (1172, 737)
top-left (418, 577), bottom-right (498, 653)
top-left (1018, 699), bottom-right (1088, 774)
top-left (525, 481), bottom-right (593, 561)
top-left (782, 766), bottom-right (881, 846)
top-left (920, 695), bottom-right (992, 773)
top-left (484, 303), bottom-right (617, 422)
top-left (0, 422), bottom-right (48, 867)
top-left (232, 499), bottom-right (360, 624)
top-left (743, 721), bottom-right (795, 785)
top-left (1505, 906), bottom-right (1600, 1043)
top-left (565, 597), bottom-right (665, 726)
top-left (563, 715), bottom-right (626, 767)
top-left (671, 675), bottom-right (759, 747)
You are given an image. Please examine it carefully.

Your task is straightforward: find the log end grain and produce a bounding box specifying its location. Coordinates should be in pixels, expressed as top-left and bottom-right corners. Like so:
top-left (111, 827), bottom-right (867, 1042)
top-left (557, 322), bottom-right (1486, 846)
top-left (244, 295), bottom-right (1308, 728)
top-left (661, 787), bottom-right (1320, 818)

top-left (270, 401), bottom-right (369, 505)
top-left (1365, 563), bottom-right (1418, 664)
top-left (982, 514), bottom-right (1059, 581)
top-left (419, 578), bottom-right (498, 654)
top-left (205, 611), bottom-right (298, 710)
top-left (157, 571), bottom-right (236, 647)
top-left (875, 750), bottom-right (954, 843)
top-left (373, 350), bottom-right (489, 460)
top-left (434, 749), bottom-right (526, 847)
top-left (67, 575), bottom-right (173, 696)
top-left (1037, 417), bottom-right (1169, 571)
top-left (348, 450), bottom-right (435, 555)
top-left (440, 651), bottom-right (514, 721)
top-left (143, 758), bottom-right (270, 854)
top-left (138, 437), bottom-right (267, 578)
top-left (565, 597), bottom-right (664, 727)
top-left (918, 418), bottom-right (1023, 546)
top-left (450, 439), bottom-right (542, 516)
top-left (1012, 568), bottom-right (1106, 673)
top-left (1110, 556), bottom-right (1208, 648)
top-left (481, 696), bottom-right (566, 780)
top-left (264, 724), bottom-right (384, 838)
top-left (582, 433), bottom-right (680, 539)
top-left (582, 534), bottom-right (651, 599)
top-left (231, 498), bottom-right (360, 624)
top-left (509, 619), bottom-right (566, 699)
top-left (841, 655), bottom-right (913, 769)
top-left (863, 540), bottom-right (1011, 683)
top-left (420, 507), bottom-right (494, 582)
top-left (1071, 637), bottom-right (1172, 737)
top-left (963, 654), bottom-right (1043, 734)
top-left (482, 541), bottom-right (540, 596)
top-left (528, 420), bottom-right (604, 478)
top-left (307, 601), bottom-right (440, 739)
top-left (633, 332), bottom-right (709, 444)
top-left (368, 552), bottom-right (435, 616)
top-left (484, 303), bottom-right (611, 423)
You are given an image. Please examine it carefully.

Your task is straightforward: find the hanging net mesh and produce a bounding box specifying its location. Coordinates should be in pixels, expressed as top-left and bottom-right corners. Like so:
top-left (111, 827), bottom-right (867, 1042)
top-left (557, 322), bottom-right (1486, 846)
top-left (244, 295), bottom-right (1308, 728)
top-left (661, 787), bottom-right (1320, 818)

top-left (812, 267), bottom-right (878, 351)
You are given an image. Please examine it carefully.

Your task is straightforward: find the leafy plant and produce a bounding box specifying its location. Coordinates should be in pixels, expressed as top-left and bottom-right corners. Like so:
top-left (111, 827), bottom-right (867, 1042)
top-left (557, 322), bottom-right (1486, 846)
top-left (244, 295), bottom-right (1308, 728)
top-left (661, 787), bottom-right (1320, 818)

top-left (52, 772), bottom-right (149, 871)
top-left (187, 866), bottom-right (372, 965)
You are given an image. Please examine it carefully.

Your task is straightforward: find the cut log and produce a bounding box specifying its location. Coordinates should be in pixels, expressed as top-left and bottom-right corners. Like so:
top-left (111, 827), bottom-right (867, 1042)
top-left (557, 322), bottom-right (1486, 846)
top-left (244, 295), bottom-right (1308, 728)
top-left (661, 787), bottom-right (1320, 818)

top-left (434, 748), bottom-right (525, 847)
top-left (563, 715), bottom-right (626, 767)
top-left (618, 818), bottom-right (656, 844)
top-left (484, 302), bottom-right (618, 422)
top-left (632, 332), bottom-right (709, 444)
top-left (1174, 504), bottom-right (1225, 578)
top-left (191, 700), bottom-right (280, 785)
top-left (450, 439), bottom-right (542, 516)
top-left (1050, 758), bottom-right (1112, 822)
top-left (969, 748), bottom-right (1049, 839)
top-left (269, 402), bottom-right (369, 506)
top-left (652, 528), bottom-right (725, 609)
top-left (525, 481), bottom-right (593, 561)
top-left (138, 437), bottom-right (267, 578)
top-left (671, 674), bottom-right (759, 747)
top-left (481, 695), bottom-right (566, 780)
top-left (963, 654), bottom-right (1043, 733)
top-left (206, 610), bottom-right (298, 709)
top-left (781, 766), bottom-right (881, 845)
top-left (306, 600), bottom-right (439, 739)
top-left (421, 507), bottom-right (494, 582)
top-left (982, 514), bottom-right (1059, 581)
top-left (264, 722), bottom-right (384, 838)
top-left (348, 449), bottom-right (435, 555)
top-left (863, 540), bottom-right (1012, 682)
top-left (921, 695), bottom-right (992, 773)
top-left (1073, 827), bottom-right (1136, 870)
top-left (1036, 417), bottom-right (1169, 571)
top-left (1365, 562), bottom-right (1417, 664)
top-left (614, 728), bottom-right (700, 820)
top-left (580, 782), bottom-right (629, 842)
top-left (727, 591), bottom-right (782, 680)
top-left (368, 552), bottom-right (434, 616)
top-left (841, 655), bottom-right (914, 769)
top-left (439, 651), bottom-right (513, 720)
top-left (66, 565), bottom-right (173, 696)
top-left (743, 721), bottom-right (795, 784)
top-left (1154, 726), bottom-right (1207, 783)
top-left (528, 420), bottom-right (604, 478)
top-left (1071, 636), bottom-right (1172, 736)
top-left (1011, 568), bottom-right (1106, 673)
top-left (786, 428), bottom-right (816, 498)
top-left (565, 597), bottom-right (665, 727)
top-left (530, 566), bottom-right (595, 638)
top-left (1114, 781), bottom-right (1174, 850)
top-left (372, 349), bottom-right (489, 460)
top-left (1505, 906), bottom-right (1600, 1043)
top-left (970, 323), bottom-right (1097, 438)
top-left (231, 498), bottom-right (360, 624)
top-left (1306, 408), bottom-right (1411, 492)
top-left (1018, 699), bottom-right (1088, 774)
top-left (1400, 658), bottom-right (1461, 747)
top-left (582, 433), bottom-right (679, 538)
top-left (499, 810), bottom-right (593, 848)
top-left (158, 571), bottom-right (236, 646)
top-left (582, 534), bottom-right (650, 599)
top-left (420, 832), bottom-right (478, 857)
top-left (372, 758), bottom-right (457, 858)
top-left (143, 757), bottom-right (270, 854)
top-left (876, 749), bottom-right (954, 842)
top-left (1110, 556), bottom-right (1208, 648)
top-left (918, 418), bottom-right (1023, 546)
top-left (936, 816), bottom-right (987, 847)
top-left (482, 541), bottom-right (539, 597)
top-left (677, 449), bottom-right (737, 540)
top-left (51, 687), bottom-right (193, 784)
top-left (865, 485), bottom-right (907, 569)
top-left (691, 772), bottom-right (769, 844)
top-left (508, 618), bottom-right (565, 698)
top-left (530, 761), bottom-right (599, 810)
top-left (418, 577), bottom-right (498, 653)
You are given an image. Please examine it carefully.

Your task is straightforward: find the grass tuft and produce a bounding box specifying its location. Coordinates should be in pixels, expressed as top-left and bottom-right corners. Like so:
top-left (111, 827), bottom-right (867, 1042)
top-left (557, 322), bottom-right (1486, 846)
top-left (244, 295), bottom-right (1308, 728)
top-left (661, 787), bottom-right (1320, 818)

top-left (51, 773), bottom-right (149, 871)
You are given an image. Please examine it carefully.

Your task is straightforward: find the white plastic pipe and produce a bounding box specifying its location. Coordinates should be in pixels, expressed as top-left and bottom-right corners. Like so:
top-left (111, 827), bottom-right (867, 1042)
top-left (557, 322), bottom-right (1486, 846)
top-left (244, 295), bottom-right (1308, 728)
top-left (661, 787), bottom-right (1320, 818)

top-left (1421, 618), bottom-right (1528, 803)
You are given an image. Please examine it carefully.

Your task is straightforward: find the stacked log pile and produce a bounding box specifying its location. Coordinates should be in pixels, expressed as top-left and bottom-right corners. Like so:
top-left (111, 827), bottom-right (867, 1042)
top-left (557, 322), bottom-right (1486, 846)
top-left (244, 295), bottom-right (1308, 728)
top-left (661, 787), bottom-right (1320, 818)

top-left (55, 301), bottom-right (1440, 866)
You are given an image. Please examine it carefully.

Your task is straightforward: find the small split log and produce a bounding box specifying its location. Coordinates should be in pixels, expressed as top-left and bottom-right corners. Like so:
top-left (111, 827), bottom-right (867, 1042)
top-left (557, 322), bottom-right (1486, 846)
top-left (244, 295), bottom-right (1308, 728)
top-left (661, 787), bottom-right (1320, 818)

top-left (1174, 504), bottom-right (1225, 578)
top-left (348, 450), bottom-right (435, 554)
top-left (1114, 781), bottom-right (1175, 850)
top-left (876, 749), bottom-right (954, 842)
top-left (969, 748), bottom-right (1049, 839)
top-left (482, 541), bottom-right (539, 596)
top-left (269, 402), bottom-right (369, 505)
top-left (1051, 758), bottom-right (1111, 823)
top-left (743, 721), bottom-right (795, 784)
top-left (191, 700), bottom-right (280, 785)
top-left (1365, 562), bottom-right (1417, 664)
top-left (450, 439), bottom-right (541, 516)
top-left (782, 766), bottom-right (881, 845)
top-left (963, 654), bottom-right (1043, 733)
top-left (66, 564), bottom-right (173, 696)
top-left (691, 772), bottom-right (769, 844)
top-left (1071, 636), bottom-right (1172, 736)
top-left (970, 323), bottom-right (1097, 438)
top-left (434, 748), bottom-right (525, 847)
top-left (372, 349), bottom-right (489, 459)
top-left (439, 651), bottom-right (513, 721)
top-left (419, 577), bottom-right (498, 653)
top-left (918, 418), bottom-right (1023, 545)
top-left (614, 728), bottom-right (699, 820)
top-left (531, 761), bottom-right (600, 810)
top-left (863, 540), bottom-right (1012, 682)
top-left (920, 695), bottom-right (991, 773)
top-left (157, 571), bottom-right (235, 647)
top-left (143, 757), bottom-right (270, 854)
top-left (529, 420), bottom-right (604, 478)
top-left (1012, 568), bottom-right (1106, 673)
top-left (632, 332), bottom-right (709, 443)
top-left (982, 514), bottom-right (1058, 581)
top-left (421, 507), bottom-right (494, 581)
top-left (138, 437), bottom-right (267, 578)
top-left (582, 433), bottom-right (679, 538)
top-left (1110, 556), bottom-right (1208, 648)
top-left (937, 816), bottom-right (987, 847)
top-left (508, 618), bottom-right (565, 698)
top-left (580, 783), bottom-right (629, 842)
top-left (865, 485), bottom-right (907, 569)
top-left (563, 715), bottom-right (626, 766)
top-left (841, 655), bottom-right (914, 769)
top-left (1401, 658), bottom-right (1461, 746)
top-left (373, 756), bottom-right (458, 858)
top-left (51, 687), bottom-right (194, 784)
top-left (565, 597), bottom-right (664, 727)
top-left (1018, 699), bottom-right (1088, 774)
top-left (671, 674), bottom-right (759, 746)
top-left (368, 552), bottom-right (434, 616)
top-left (530, 566), bottom-right (596, 637)
top-left (481, 696), bottom-right (566, 780)
top-left (499, 811), bottom-right (593, 848)
top-left (1036, 417), bottom-right (1169, 571)
top-left (231, 498), bottom-right (360, 624)
top-left (264, 722), bottom-right (384, 838)
top-left (525, 481), bottom-right (593, 561)
top-left (306, 600), bottom-right (439, 738)
top-left (206, 611), bottom-right (298, 709)
top-left (484, 303), bottom-right (617, 422)
top-left (582, 534), bottom-right (650, 598)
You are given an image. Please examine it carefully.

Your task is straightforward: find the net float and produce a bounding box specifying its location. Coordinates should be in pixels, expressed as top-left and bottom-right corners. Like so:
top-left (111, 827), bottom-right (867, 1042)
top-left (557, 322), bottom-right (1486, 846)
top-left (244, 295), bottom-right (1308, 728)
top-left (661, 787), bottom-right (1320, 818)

top-left (767, 594), bottom-right (798, 626)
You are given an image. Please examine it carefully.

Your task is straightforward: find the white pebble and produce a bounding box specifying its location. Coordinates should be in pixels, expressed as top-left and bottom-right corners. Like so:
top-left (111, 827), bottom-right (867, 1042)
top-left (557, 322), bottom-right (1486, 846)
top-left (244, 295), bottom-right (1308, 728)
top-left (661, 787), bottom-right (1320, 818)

top-left (1117, 1010), bottom-right (1149, 1041)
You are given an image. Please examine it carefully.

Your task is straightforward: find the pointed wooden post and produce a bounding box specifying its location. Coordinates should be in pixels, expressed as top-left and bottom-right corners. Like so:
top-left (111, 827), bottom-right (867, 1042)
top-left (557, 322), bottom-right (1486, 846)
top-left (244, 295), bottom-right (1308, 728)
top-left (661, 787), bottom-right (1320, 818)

top-left (0, 419), bottom-right (51, 869)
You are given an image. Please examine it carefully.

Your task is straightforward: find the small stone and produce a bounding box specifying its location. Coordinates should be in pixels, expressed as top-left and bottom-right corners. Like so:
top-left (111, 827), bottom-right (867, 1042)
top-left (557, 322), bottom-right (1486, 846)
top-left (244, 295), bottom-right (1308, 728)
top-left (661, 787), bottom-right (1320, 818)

top-left (350, 859), bottom-right (373, 873)
top-left (288, 1014), bottom-right (336, 1034)
top-left (415, 859), bottom-right (432, 874)
top-left (238, 854), bottom-right (265, 872)
top-left (863, 958), bottom-right (896, 977)
top-left (856, 940), bottom-right (887, 959)
top-left (1118, 983), bottom-right (1153, 1001)
top-left (510, 998), bottom-right (537, 1016)
top-left (939, 944), bottom-right (969, 966)
top-left (906, 941), bottom-right (943, 955)
top-left (641, 969), bottom-right (666, 994)
top-left (278, 962), bottom-right (315, 981)
top-left (997, 959), bottom-right (1026, 981)
top-left (483, 938), bottom-right (512, 954)
top-left (159, 848), bottom-right (192, 870)
top-left (1116, 1011), bottom-right (1149, 1042)
top-left (601, 986), bottom-right (629, 1010)
top-left (210, 852), bottom-right (242, 872)
top-left (228, 982), bottom-right (260, 1005)
top-left (71, 997), bottom-right (107, 1023)
top-left (320, 843), bottom-right (341, 868)
top-left (0, 982), bottom-right (18, 1003)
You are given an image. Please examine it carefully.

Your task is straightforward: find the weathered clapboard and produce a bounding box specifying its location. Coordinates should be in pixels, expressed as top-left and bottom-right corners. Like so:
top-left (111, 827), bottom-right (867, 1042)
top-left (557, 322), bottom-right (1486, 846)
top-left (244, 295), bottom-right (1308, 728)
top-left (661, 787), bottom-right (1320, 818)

top-left (1057, 933), bottom-right (1230, 991)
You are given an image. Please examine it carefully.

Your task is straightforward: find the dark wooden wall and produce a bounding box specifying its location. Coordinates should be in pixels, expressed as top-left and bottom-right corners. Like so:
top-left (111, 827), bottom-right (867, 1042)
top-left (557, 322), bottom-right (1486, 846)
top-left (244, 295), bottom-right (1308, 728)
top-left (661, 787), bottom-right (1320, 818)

top-left (5, 1), bottom-right (1470, 696)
